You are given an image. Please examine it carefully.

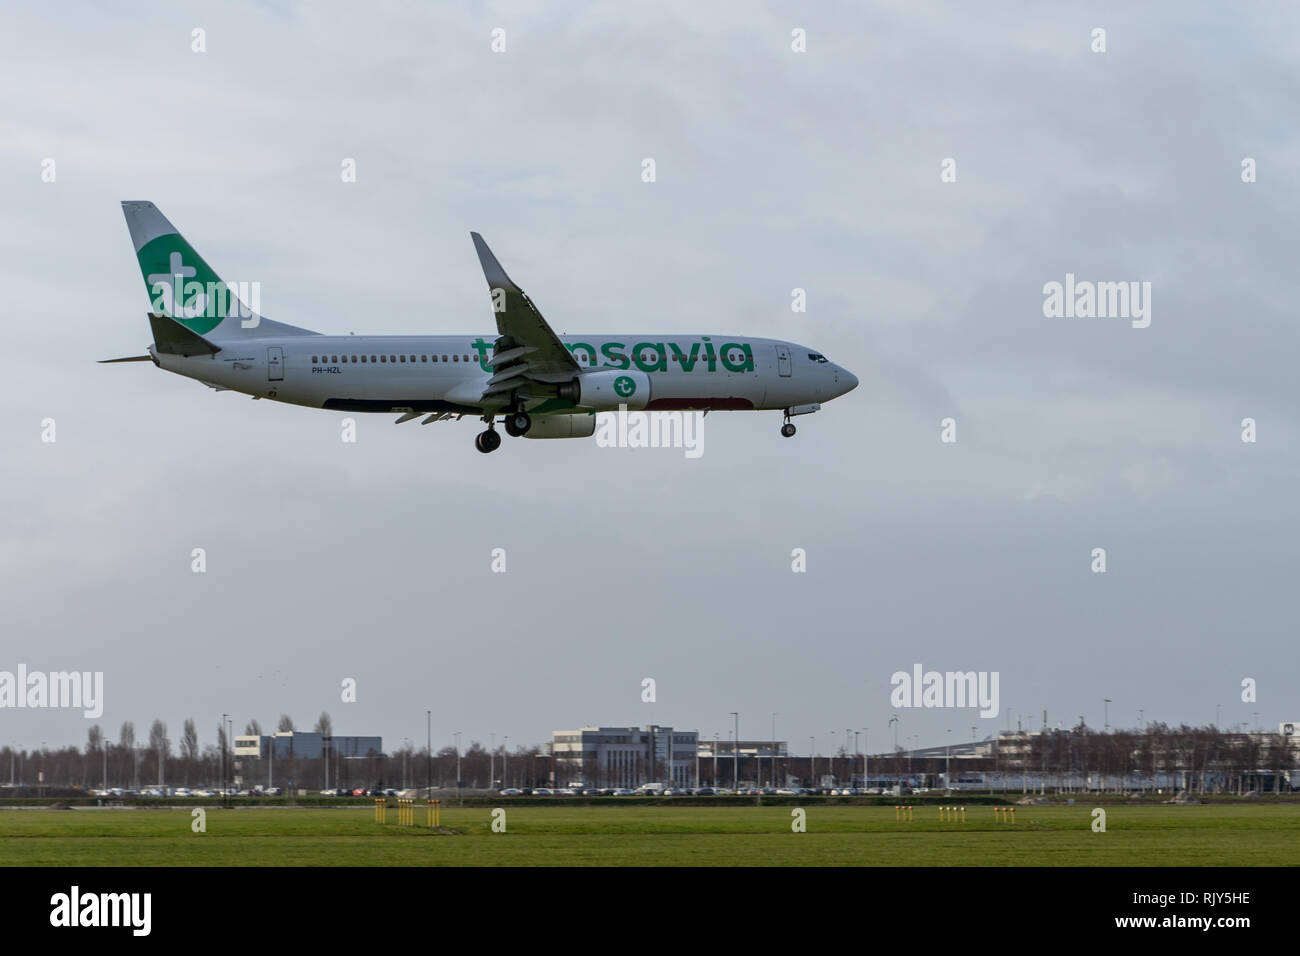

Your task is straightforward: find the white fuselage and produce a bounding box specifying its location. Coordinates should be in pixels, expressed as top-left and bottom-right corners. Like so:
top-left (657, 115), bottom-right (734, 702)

top-left (154, 332), bottom-right (857, 416)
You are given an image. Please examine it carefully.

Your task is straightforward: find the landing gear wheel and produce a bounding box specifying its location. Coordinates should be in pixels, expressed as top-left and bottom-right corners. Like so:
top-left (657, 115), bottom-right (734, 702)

top-left (781, 422), bottom-right (797, 438)
top-left (504, 411), bottom-right (532, 437)
top-left (476, 429), bottom-right (502, 453)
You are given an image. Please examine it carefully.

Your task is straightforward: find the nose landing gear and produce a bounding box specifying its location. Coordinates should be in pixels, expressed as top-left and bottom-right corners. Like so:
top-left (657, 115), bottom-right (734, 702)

top-left (780, 403), bottom-right (820, 438)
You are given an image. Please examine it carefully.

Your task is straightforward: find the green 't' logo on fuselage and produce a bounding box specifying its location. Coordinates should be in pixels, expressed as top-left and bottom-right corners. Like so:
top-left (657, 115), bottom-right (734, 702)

top-left (614, 375), bottom-right (637, 397)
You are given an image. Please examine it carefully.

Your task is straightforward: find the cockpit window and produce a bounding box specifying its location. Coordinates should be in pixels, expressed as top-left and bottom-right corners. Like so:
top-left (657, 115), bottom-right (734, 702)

top-left (808, 353), bottom-right (828, 363)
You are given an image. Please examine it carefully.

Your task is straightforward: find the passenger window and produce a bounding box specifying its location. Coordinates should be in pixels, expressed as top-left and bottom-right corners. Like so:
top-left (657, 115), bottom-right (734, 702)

top-left (453, 355), bottom-right (459, 362)
top-left (400, 355), bottom-right (406, 363)
top-left (421, 355), bottom-right (427, 362)
top-left (331, 355), bottom-right (338, 363)
top-left (312, 356), bottom-right (318, 363)
top-left (380, 355), bottom-right (387, 363)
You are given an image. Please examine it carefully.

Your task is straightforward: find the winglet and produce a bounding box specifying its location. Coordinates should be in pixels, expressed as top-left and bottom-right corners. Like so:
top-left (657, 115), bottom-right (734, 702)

top-left (470, 232), bottom-right (521, 293)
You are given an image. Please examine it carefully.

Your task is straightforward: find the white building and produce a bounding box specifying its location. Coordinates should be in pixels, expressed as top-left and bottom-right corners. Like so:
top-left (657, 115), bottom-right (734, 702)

top-left (552, 725), bottom-right (698, 788)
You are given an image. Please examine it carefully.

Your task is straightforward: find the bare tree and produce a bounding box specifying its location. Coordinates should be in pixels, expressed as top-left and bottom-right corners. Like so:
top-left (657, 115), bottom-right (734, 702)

top-left (278, 714), bottom-right (295, 733)
top-left (181, 719), bottom-right (199, 762)
top-left (149, 720), bottom-right (170, 759)
top-left (245, 719), bottom-right (262, 737)
top-left (314, 712), bottom-right (332, 737)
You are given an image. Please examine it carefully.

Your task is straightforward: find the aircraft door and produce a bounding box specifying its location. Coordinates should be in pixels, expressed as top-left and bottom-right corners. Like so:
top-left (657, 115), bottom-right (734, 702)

top-left (777, 344), bottom-right (792, 377)
top-left (267, 347), bottom-right (284, 381)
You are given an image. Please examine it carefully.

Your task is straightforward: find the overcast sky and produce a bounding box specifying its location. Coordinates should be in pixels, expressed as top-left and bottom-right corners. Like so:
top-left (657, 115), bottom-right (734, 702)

top-left (1, 1), bottom-right (1296, 760)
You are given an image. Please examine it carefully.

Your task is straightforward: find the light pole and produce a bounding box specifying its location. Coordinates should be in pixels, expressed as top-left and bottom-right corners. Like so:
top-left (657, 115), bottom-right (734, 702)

top-left (889, 714), bottom-right (899, 751)
top-left (221, 713), bottom-right (228, 793)
top-left (426, 710), bottom-right (431, 797)
top-left (1104, 698), bottom-right (1111, 733)
top-left (503, 736), bottom-right (509, 788)
top-left (454, 731), bottom-right (462, 805)
top-left (730, 713), bottom-right (739, 790)
top-left (490, 733), bottom-right (495, 790)
top-left (946, 729), bottom-right (952, 791)
top-left (713, 733), bottom-right (719, 787)
top-left (829, 731), bottom-right (837, 785)
top-left (809, 736), bottom-right (815, 787)
top-left (771, 713), bottom-right (778, 789)
top-left (853, 730), bottom-right (860, 786)
top-left (861, 728), bottom-right (869, 789)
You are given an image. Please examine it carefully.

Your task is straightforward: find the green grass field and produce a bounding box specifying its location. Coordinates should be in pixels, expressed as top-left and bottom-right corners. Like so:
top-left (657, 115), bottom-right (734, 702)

top-left (2, 804), bottom-right (1296, 866)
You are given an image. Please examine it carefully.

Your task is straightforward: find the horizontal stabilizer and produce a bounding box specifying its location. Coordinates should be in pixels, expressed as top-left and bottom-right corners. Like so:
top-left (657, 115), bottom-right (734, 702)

top-left (149, 313), bottom-right (221, 357)
top-left (98, 354), bottom-right (153, 364)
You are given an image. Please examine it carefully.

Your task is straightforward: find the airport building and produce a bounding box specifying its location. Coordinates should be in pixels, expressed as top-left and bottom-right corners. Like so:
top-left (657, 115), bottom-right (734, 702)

top-left (233, 731), bottom-right (382, 760)
top-left (552, 725), bottom-right (698, 788)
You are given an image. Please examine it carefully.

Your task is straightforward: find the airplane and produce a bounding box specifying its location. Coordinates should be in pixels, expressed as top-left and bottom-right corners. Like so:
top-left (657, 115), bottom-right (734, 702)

top-left (104, 202), bottom-right (858, 453)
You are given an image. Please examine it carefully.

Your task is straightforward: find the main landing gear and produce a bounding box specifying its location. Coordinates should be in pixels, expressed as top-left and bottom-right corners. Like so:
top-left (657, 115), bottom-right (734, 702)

top-left (477, 409), bottom-right (532, 453)
top-left (503, 411), bottom-right (532, 437)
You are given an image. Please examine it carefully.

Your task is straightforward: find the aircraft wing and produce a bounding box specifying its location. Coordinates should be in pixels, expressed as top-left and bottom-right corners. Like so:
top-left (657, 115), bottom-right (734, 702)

top-left (470, 233), bottom-right (578, 399)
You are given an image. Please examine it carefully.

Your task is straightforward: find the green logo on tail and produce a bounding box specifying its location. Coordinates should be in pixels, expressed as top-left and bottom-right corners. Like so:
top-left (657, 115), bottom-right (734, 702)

top-left (137, 234), bottom-right (232, 336)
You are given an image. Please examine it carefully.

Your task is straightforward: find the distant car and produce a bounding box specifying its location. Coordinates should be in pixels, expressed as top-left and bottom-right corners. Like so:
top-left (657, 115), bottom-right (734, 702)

top-left (662, 788), bottom-right (686, 796)
top-left (612, 788), bottom-right (635, 796)
top-left (775, 787), bottom-right (800, 795)
top-left (582, 789), bottom-right (603, 796)
top-left (599, 789), bottom-right (617, 796)
top-left (499, 788), bottom-right (522, 796)
top-left (533, 788), bottom-right (553, 796)
top-left (695, 787), bottom-right (716, 796)
top-left (555, 788), bottom-right (577, 796)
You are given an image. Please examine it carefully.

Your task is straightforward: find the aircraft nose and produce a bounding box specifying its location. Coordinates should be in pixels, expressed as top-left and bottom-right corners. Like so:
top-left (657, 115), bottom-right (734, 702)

top-left (837, 367), bottom-right (859, 395)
